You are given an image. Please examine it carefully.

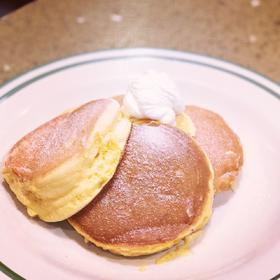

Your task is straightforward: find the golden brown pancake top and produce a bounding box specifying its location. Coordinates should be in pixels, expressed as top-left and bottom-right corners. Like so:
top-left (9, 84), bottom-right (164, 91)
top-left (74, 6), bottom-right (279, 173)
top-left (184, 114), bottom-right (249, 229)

top-left (70, 123), bottom-right (212, 246)
top-left (5, 99), bottom-right (114, 181)
top-left (186, 106), bottom-right (243, 191)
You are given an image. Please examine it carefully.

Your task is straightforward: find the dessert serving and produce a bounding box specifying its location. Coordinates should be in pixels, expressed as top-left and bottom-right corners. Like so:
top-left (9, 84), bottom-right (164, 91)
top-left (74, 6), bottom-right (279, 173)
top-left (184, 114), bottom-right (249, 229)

top-left (2, 70), bottom-right (243, 258)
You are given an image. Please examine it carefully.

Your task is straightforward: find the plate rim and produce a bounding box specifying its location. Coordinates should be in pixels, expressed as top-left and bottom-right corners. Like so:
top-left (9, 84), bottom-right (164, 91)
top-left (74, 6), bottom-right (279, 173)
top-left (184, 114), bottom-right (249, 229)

top-left (0, 47), bottom-right (279, 92)
top-left (0, 48), bottom-right (279, 104)
top-left (0, 48), bottom-right (279, 280)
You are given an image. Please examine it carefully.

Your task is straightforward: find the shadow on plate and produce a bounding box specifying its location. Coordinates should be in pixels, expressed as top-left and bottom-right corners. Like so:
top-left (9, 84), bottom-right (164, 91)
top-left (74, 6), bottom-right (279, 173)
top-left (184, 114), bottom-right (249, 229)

top-left (2, 180), bottom-right (34, 221)
top-left (61, 222), bottom-right (158, 267)
top-left (213, 171), bottom-right (243, 208)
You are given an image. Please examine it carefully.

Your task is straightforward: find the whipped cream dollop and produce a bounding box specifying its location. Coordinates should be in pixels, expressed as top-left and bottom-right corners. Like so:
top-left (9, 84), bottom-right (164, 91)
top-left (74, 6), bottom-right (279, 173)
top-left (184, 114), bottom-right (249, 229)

top-left (122, 70), bottom-right (185, 125)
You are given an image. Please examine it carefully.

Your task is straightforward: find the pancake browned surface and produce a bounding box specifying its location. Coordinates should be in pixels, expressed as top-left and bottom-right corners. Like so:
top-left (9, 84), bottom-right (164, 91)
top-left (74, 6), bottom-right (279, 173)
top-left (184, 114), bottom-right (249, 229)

top-left (6, 99), bottom-right (115, 180)
top-left (185, 106), bottom-right (243, 192)
top-left (69, 123), bottom-right (214, 256)
top-left (3, 99), bottom-right (131, 222)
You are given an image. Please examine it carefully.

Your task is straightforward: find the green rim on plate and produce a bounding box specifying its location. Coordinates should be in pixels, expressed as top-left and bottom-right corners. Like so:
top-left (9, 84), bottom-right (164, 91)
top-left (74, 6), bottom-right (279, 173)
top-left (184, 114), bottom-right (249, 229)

top-left (0, 262), bottom-right (25, 280)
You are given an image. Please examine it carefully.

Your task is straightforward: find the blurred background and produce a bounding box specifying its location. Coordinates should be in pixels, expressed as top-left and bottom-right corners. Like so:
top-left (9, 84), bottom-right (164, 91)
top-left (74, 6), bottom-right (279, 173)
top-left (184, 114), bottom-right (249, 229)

top-left (0, 0), bottom-right (34, 17)
top-left (0, 0), bottom-right (279, 83)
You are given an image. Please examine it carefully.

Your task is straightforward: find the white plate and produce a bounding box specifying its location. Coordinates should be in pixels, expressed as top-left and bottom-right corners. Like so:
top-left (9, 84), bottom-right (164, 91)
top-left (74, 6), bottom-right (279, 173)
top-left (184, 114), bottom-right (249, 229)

top-left (0, 49), bottom-right (279, 280)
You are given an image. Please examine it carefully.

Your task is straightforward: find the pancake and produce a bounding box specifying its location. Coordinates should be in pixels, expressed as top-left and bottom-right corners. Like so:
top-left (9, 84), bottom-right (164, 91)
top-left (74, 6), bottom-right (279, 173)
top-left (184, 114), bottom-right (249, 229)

top-left (3, 99), bottom-right (132, 222)
top-left (185, 106), bottom-right (243, 192)
top-left (69, 123), bottom-right (214, 256)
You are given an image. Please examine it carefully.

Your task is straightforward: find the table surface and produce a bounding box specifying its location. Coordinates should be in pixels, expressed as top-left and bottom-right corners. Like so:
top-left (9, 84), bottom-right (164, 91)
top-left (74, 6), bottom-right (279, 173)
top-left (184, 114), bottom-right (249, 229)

top-left (0, 0), bottom-right (279, 84)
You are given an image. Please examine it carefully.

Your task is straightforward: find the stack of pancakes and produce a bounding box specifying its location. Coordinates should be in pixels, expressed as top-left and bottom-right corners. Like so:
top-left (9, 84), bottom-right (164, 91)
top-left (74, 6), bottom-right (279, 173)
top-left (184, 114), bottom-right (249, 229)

top-left (2, 98), bottom-right (243, 257)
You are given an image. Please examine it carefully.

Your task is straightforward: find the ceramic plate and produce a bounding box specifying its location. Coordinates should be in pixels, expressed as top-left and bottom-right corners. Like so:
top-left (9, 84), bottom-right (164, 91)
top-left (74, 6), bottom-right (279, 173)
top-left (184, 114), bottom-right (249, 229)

top-left (0, 49), bottom-right (279, 280)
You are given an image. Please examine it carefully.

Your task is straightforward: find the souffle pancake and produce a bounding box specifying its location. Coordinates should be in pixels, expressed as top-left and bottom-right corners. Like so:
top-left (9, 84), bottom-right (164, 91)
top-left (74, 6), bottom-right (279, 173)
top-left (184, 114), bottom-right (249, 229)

top-left (3, 99), bottom-right (131, 222)
top-left (69, 123), bottom-right (214, 256)
top-left (185, 106), bottom-right (243, 192)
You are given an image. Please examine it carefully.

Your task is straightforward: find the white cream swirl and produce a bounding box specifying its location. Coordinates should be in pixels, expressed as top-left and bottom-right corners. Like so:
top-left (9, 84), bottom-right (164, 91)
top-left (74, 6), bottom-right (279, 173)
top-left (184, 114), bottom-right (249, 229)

top-left (122, 70), bottom-right (185, 125)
